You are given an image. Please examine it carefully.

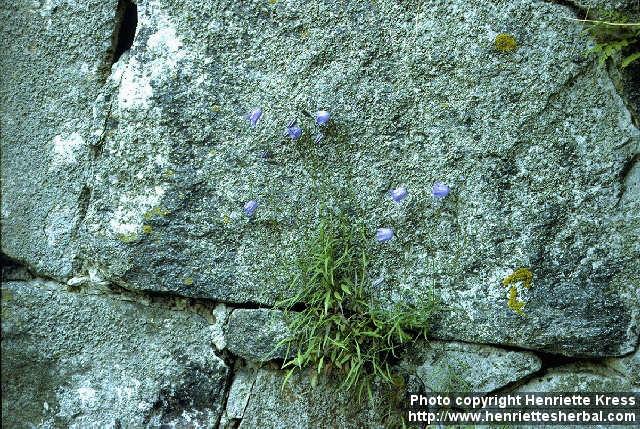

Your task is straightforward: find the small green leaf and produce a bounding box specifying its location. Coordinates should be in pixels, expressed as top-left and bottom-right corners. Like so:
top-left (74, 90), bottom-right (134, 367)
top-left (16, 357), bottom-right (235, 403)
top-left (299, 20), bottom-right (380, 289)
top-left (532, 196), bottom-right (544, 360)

top-left (622, 51), bottom-right (640, 67)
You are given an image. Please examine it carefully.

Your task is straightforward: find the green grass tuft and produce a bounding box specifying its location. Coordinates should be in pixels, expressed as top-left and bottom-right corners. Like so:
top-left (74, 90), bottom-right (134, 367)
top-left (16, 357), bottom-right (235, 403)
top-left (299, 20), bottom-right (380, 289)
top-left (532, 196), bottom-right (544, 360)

top-left (276, 212), bottom-right (436, 403)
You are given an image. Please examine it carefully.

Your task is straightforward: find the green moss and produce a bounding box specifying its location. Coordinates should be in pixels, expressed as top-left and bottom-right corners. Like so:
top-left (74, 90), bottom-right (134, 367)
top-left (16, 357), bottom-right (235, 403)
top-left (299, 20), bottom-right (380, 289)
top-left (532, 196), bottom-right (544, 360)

top-left (507, 285), bottom-right (525, 316)
top-left (1, 288), bottom-right (12, 303)
top-left (502, 267), bottom-right (532, 289)
top-left (142, 225), bottom-right (153, 234)
top-left (495, 33), bottom-right (517, 53)
top-left (182, 277), bottom-right (194, 286)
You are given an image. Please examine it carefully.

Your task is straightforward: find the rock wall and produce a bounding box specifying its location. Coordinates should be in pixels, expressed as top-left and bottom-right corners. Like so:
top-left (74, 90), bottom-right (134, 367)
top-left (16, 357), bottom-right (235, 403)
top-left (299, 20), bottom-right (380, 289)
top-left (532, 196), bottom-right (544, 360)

top-left (1, 0), bottom-right (639, 427)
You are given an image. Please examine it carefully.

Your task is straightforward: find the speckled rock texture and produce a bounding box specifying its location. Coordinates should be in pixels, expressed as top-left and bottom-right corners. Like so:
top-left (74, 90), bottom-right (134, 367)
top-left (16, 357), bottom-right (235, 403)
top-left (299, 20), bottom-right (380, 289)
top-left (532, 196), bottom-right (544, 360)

top-left (604, 348), bottom-right (640, 385)
top-left (404, 341), bottom-right (542, 393)
top-left (3, 0), bottom-right (635, 357)
top-left (572, 0), bottom-right (640, 14)
top-left (1, 280), bottom-right (229, 428)
top-left (224, 309), bottom-right (290, 361)
top-left (515, 361), bottom-right (639, 392)
top-left (220, 368), bottom-right (391, 429)
top-left (0, 0), bottom-right (117, 278)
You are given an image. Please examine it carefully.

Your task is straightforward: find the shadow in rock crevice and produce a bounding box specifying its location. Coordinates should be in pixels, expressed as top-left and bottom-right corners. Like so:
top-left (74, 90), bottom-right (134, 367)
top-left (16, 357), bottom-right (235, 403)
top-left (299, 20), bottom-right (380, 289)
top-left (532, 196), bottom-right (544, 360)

top-left (100, 0), bottom-right (138, 80)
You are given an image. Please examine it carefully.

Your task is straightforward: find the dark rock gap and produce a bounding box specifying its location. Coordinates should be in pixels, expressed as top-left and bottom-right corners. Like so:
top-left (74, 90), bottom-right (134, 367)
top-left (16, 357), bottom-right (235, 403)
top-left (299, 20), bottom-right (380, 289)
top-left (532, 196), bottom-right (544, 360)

top-left (1, 252), bottom-right (36, 282)
top-left (71, 185), bottom-right (91, 241)
top-left (113, 0), bottom-right (137, 64)
top-left (100, 0), bottom-right (137, 80)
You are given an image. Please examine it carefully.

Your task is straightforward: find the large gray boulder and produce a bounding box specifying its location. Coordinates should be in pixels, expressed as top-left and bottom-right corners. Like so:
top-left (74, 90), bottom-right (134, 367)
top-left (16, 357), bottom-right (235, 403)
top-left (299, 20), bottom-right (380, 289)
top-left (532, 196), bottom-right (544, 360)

top-left (0, 0), bottom-right (120, 278)
top-left (1, 280), bottom-right (229, 428)
top-left (2, 0), bottom-right (639, 358)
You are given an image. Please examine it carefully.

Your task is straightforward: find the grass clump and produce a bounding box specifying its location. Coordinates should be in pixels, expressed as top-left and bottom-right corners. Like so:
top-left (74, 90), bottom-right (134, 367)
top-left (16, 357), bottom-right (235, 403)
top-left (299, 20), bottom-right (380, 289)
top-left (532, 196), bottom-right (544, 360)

top-left (277, 213), bottom-right (436, 403)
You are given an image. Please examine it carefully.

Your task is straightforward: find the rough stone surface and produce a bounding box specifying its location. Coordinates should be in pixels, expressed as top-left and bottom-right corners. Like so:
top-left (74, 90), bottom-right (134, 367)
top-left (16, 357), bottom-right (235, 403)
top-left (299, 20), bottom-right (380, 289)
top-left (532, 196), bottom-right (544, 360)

top-left (227, 368), bottom-right (388, 429)
top-left (224, 309), bottom-right (290, 361)
top-left (72, 0), bottom-right (638, 357)
top-left (515, 362), bottom-right (638, 392)
top-left (0, 0), bottom-right (119, 279)
top-left (3, 0), bottom-right (640, 426)
top-left (2, 0), bottom-right (640, 356)
top-left (405, 341), bottom-right (542, 393)
top-left (1, 280), bottom-right (229, 428)
top-left (2, 0), bottom-right (639, 358)
top-left (605, 348), bottom-right (640, 386)
top-left (220, 367), bottom-right (257, 427)
top-left (572, 0), bottom-right (640, 14)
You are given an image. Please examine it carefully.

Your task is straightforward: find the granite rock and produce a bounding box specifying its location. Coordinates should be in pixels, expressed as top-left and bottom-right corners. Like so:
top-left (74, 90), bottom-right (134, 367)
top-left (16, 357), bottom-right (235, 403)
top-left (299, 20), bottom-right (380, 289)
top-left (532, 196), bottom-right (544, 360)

top-left (2, 0), bottom-right (638, 359)
top-left (1, 280), bottom-right (229, 428)
top-left (224, 308), bottom-right (290, 361)
top-left (408, 341), bottom-right (542, 393)
top-left (515, 362), bottom-right (637, 392)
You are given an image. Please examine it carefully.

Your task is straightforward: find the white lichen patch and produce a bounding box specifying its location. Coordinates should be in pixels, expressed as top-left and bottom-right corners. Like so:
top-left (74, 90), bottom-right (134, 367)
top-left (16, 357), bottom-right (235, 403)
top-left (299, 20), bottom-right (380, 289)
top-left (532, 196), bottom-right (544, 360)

top-left (56, 374), bottom-right (152, 426)
top-left (147, 25), bottom-right (183, 56)
top-left (51, 132), bottom-right (85, 168)
top-left (109, 186), bottom-right (166, 235)
top-left (76, 387), bottom-right (97, 405)
top-left (154, 153), bottom-right (169, 167)
top-left (117, 57), bottom-right (154, 111)
top-left (116, 5), bottom-right (187, 113)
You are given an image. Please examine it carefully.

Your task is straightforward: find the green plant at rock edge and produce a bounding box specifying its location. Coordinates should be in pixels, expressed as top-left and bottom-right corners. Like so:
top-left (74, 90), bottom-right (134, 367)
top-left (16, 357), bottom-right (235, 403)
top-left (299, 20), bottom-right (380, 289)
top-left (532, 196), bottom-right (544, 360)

top-left (276, 213), bottom-right (437, 407)
top-left (579, 12), bottom-right (640, 68)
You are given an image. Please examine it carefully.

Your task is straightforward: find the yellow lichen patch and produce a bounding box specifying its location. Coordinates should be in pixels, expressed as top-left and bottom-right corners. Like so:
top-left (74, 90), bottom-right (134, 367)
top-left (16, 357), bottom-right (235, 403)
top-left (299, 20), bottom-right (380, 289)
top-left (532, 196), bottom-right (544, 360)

top-left (117, 232), bottom-right (139, 243)
top-left (142, 225), bottom-right (153, 234)
top-left (211, 104), bottom-right (221, 112)
top-left (507, 285), bottom-right (525, 316)
top-left (182, 277), bottom-right (194, 286)
top-left (222, 214), bottom-right (230, 225)
top-left (502, 267), bottom-right (532, 316)
top-left (502, 267), bottom-right (533, 289)
top-left (495, 33), bottom-right (517, 53)
top-left (143, 206), bottom-right (169, 220)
